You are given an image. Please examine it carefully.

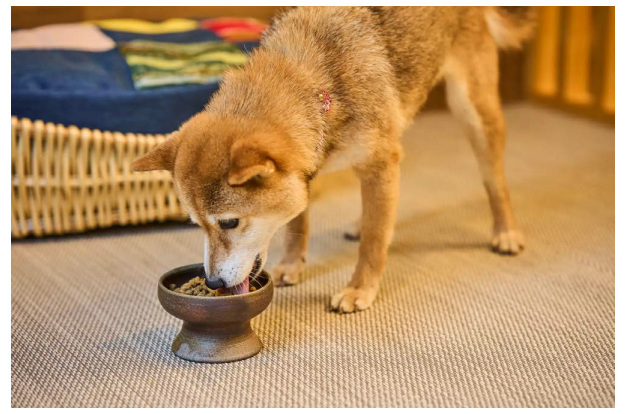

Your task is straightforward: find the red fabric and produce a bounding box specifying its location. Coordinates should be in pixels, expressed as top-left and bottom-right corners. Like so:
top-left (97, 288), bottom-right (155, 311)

top-left (200, 18), bottom-right (266, 34)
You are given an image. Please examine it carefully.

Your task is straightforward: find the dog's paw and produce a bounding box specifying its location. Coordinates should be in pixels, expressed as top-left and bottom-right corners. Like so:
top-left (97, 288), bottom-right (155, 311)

top-left (491, 229), bottom-right (525, 255)
top-left (330, 286), bottom-right (377, 313)
top-left (272, 259), bottom-right (305, 287)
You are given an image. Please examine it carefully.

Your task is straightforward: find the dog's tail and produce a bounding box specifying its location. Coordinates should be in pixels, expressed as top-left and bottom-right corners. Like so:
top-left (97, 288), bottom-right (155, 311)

top-left (485, 6), bottom-right (537, 50)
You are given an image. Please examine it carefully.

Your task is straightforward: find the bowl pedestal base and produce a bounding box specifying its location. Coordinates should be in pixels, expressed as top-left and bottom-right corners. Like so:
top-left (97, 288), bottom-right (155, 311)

top-left (171, 321), bottom-right (263, 363)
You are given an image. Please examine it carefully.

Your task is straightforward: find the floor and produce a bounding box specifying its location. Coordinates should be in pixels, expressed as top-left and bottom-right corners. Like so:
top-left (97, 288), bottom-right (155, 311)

top-left (11, 104), bottom-right (615, 407)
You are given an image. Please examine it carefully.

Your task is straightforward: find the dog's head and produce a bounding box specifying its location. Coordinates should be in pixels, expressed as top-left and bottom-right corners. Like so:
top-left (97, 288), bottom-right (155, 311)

top-left (131, 111), bottom-right (310, 287)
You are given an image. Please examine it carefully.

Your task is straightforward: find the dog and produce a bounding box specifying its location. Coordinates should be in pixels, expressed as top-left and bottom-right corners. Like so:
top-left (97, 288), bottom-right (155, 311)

top-left (132, 6), bottom-right (535, 313)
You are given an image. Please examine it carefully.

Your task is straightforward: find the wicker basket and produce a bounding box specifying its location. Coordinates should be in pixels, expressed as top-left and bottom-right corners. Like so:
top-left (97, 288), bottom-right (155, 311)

top-left (11, 116), bottom-right (187, 238)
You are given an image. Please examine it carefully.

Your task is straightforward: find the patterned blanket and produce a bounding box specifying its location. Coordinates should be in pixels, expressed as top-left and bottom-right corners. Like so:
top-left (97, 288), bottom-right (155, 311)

top-left (119, 40), bottom-right (248, 89)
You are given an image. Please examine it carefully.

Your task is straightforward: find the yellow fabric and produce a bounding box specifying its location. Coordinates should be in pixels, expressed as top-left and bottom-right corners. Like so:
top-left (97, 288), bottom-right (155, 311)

top-left (125, 51), bottom-right (248, 70)
top-left (88, 18), bottom-right (198, 34)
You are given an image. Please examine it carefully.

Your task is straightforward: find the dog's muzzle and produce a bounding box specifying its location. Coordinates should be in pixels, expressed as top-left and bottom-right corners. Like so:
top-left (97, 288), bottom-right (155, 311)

top-left (205, 254), bottom-right (262, 293)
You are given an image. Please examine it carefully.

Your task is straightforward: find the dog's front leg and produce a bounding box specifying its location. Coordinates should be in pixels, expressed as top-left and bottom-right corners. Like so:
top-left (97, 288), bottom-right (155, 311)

top-left (331, 160), bottom-right (400, 313)
top-left (273, 208), bottom-right (309, 286)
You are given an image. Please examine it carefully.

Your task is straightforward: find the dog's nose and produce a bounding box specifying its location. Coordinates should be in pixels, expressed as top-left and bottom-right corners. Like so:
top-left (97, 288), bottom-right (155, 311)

top-left (205, 277), bottom-right (224, 290)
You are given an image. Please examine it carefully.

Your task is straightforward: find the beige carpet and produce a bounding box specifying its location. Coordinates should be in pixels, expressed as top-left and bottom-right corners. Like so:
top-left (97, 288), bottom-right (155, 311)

top-left (11, 104), bottom-right (615, 407)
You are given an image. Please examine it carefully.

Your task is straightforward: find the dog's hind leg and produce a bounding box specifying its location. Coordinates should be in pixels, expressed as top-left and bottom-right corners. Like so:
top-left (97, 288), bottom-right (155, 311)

top-left (272, 208), bottom-right (309, 286)
top-left (444, 30), bottom-right (524, 255)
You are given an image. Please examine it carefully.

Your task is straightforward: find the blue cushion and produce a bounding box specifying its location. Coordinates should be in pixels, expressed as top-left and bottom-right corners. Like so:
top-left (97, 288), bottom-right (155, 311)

top-left (12, 49), bottom-right (134, 92)
top-left (12, 83), bottom-right (220, 135)
top-left (101, 28), bottom-right (222, 44)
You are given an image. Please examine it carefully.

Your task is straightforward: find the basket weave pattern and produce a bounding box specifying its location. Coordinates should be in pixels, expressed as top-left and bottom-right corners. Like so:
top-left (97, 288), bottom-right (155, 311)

top-left (11, 117), bottom-right (187, 238)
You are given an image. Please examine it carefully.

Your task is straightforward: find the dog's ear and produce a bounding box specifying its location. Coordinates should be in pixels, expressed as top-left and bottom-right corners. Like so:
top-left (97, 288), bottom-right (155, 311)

top-left (228, 141), bottom-right (276, 186)
top-left (131, 133), bottom-right (181, 172)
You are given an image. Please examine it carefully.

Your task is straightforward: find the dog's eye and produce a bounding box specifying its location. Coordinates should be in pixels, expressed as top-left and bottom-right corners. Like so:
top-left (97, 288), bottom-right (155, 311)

top-left (218, 218), bottom-right (239, 230)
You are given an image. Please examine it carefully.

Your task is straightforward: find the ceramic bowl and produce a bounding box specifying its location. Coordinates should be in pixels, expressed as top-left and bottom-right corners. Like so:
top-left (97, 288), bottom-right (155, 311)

top-left (158, 263), bottom-right (273, 363)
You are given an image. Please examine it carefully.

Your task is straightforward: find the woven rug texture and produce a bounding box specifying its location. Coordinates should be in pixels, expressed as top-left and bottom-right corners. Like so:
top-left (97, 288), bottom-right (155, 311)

top-left (11, 104), bottom-right (615, 407)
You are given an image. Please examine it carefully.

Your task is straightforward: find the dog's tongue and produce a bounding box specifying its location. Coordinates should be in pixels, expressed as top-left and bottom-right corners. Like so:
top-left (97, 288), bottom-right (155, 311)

top-left (229, 277), bottom-right (249, 295)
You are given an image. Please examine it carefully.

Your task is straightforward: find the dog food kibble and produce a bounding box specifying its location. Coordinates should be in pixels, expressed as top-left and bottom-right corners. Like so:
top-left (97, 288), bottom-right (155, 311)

top-left (169, 277), bottom-right (221, 297)
top-left (168, 277), bottom-right (258, 297)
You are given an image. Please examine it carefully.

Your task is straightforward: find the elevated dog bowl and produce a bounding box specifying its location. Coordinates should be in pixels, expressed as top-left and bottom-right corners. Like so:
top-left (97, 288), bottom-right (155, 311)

top-left (158, 263), bottom-right (273, 363)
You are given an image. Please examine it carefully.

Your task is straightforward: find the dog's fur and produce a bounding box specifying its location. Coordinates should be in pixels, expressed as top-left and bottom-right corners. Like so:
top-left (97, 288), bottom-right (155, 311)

top-left (132, 6), bottom-right (535, 313)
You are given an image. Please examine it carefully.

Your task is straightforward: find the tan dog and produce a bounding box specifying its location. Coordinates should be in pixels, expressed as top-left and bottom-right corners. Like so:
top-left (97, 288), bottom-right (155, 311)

top-left (132, 6), bottom-right (535, 313)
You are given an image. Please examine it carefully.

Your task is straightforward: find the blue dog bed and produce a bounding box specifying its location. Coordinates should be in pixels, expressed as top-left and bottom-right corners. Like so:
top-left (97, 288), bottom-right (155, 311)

top-left (11, 25), bottom-right (260, 135)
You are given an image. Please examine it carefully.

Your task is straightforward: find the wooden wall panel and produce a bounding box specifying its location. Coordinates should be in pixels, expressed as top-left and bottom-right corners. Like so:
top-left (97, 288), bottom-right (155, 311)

top-left (603, 7), bottom-right (615, 114)
top-left (530, 6), bottom-right (561, 97)
top-left (527, 6), bottom-right (614, 122)
top-left (563, 6), bottom-right (593, 105)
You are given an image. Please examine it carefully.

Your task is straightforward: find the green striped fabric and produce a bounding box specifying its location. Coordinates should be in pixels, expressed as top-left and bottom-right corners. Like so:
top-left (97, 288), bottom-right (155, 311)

top-left (118, 40), bottom-right (248, 89)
